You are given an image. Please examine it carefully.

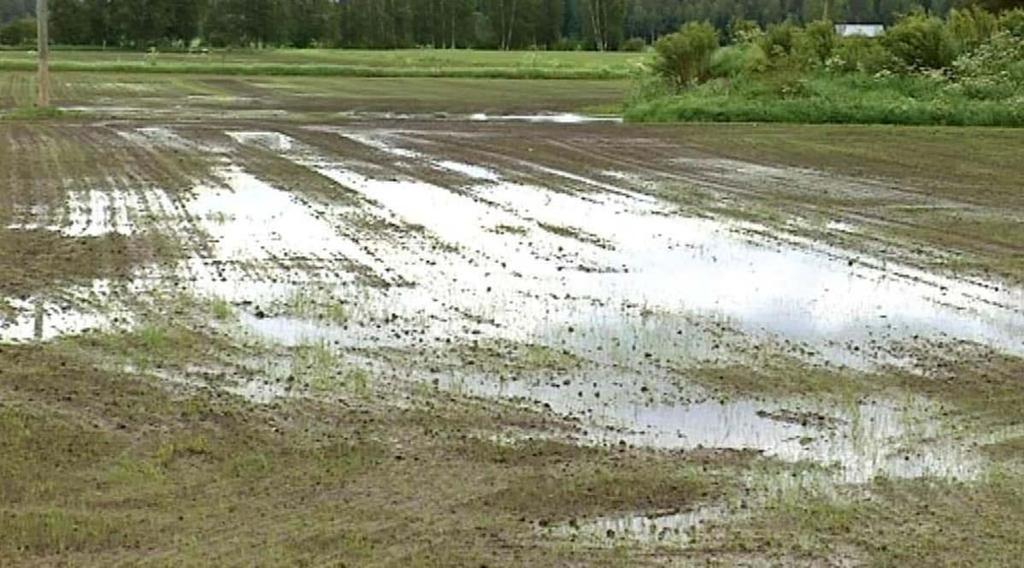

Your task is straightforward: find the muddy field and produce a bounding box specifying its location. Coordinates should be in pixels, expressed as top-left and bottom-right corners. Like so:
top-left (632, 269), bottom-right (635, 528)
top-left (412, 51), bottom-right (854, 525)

top-left (2, 100), bottom-right (1024, 565)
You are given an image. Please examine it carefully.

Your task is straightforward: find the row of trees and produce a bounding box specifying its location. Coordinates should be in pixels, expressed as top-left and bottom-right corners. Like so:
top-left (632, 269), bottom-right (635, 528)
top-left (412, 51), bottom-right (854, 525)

top-left (1, 0), bottom-right (1021, 49)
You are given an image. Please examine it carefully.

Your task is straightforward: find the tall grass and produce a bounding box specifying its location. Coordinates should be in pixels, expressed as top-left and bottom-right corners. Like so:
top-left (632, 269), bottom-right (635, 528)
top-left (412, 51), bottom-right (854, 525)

top-left (0, 50), bottom-right (634, 79)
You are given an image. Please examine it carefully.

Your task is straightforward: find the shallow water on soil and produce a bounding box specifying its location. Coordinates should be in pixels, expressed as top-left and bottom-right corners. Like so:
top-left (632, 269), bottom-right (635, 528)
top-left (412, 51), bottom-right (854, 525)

top-left (468, 112), bottom-right (624, 124)
top-left (223, 129), bottom-right (1024, 364)
top-left (5, 124), bottom-right (1023, 482)
top-left (550, 504), bottom-right (733, 545)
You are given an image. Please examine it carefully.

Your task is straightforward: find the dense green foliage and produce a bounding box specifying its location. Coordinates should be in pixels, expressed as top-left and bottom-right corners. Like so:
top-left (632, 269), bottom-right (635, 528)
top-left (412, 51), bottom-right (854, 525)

top-left (629, 8), bottom-right (1024, 125)
top-left (653, 21), bottom-right (719, 86)
top-left (0, 15), bottom-right (31, 45)
top-left (1, 0), bottom-right (1022, 49)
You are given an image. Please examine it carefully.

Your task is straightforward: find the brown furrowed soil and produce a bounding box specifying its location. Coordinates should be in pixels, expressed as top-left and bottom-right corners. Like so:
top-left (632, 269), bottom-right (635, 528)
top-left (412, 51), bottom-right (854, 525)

top-left (2, 89), bottom-right (1023, 565)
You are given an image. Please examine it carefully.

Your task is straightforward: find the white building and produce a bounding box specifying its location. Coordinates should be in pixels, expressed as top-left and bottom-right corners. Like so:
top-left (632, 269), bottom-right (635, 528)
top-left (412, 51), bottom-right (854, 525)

top-left (834, 24), bottom-right (886, 38)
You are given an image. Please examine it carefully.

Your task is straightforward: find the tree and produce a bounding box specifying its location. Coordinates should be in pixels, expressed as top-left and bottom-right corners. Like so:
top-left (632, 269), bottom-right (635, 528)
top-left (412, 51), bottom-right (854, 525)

top-left (51, 0), bottom-right (89, 44)
top-left (0, 0), bottom-right (34, 24)
top-left (653, 20), bottom-right (719, 87)
top-left (581, 0), bottom-right (626, 50)
top-left (0, 16), bottom-right (35, 44)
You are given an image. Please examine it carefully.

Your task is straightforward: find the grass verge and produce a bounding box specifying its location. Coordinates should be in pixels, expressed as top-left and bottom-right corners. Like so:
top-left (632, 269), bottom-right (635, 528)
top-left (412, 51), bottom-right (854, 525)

top-left (626, 73), bottom-right (1024, 127)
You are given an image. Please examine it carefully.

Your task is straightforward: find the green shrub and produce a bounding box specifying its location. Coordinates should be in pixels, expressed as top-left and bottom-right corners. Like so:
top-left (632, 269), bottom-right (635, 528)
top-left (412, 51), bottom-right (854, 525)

top-left (951, 31), bottom-right (1024, 99)
top-left (727, 17), bottom-right (763, 44)
top-left (799, 20), bottom-right (838, 65)
top-left (626, 65), bottom-right (673, 105)
top-left (883, 13), bottom-right (955, 70)
top-left (620, 37), bottom-right (646, 52)
top-left (948, 6), bottom-right (999, 54)
top-left (550, 38), bottom-right (582, 51)
top-left (999, 9), bottom-right (1024, 38)
top-left (760, 22), bottom-right (801, 58)
top-left (710, 43), bottom-right (769, 77)
top-left (827, 37), bottom-right (898, 74)
top-left (653, 21), bottom-right (720, 88)
top-left (0, 18), bottom-right (36, 47)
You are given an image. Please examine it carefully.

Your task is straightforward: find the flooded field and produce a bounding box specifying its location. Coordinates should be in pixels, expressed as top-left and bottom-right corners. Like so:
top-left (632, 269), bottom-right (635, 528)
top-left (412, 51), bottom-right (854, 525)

top-left (2, 112), bottom-right (1023, 565)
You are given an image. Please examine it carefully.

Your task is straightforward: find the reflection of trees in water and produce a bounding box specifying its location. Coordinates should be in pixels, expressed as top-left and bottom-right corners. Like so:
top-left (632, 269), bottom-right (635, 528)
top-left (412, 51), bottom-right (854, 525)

top-left (34, 299), bottom-right (44, 340)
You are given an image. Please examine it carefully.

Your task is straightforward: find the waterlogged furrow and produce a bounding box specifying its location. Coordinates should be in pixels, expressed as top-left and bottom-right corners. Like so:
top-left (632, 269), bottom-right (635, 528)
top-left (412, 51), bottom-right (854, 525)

top-left (5, 187), bottom-right (168, 237)
top-left (309, 128), bottom-right (1024, 362)
top-left (8, 124), bottom-right (1022, 484)
top-left (212, 127), bottom-right (1021, 481)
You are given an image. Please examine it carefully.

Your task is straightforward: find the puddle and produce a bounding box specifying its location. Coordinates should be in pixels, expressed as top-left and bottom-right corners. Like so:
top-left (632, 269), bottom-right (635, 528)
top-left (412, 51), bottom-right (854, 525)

top-left (551, 504), bottom-right (732, 545)
top-left (233, 129), bottom-right (1024, 368)
top-left (329, 111), bottom-right (623, 124)
top-left (212, 128), bottom-right (1023, 480)
top-left (469, 113), bottom-right (623, 124)
top-left (329, 131), bottom-right (502, 182)
top-left (5, 188), bottom-right (159, 237)
top-left (419, 362), bottom-right (977, 482)
top-left (187, 166), bottom-right (373, 267)
top-left (0, 283), bottom-right (131, 343)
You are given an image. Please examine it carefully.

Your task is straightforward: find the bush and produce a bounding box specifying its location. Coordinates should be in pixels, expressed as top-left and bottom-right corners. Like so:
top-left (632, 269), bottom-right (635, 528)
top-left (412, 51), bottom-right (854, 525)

top-left (948, 6), bottom-right (999, 54)
top-left (727, 18), bottom-right (762, 44)
top-left (951, 31), bottom-right (1024, 99)
top-left (883, 13), bottom-right (955, 70)
top-left (0, 18), bottom-right (36, 47)
top-left (799, 20), bottom-right (838, 65)
top-left (550, 38), bottom-right (582, 51)
top-left (710, 43), bottom-right (769, 78)
top-left (999, 9), bottom-right (1024, 38)
top-left (827, 37), bottom-right (899, 74)
top-left (653, 22), bottom-right (720, 88)
top-left (620, 37), bottom-right (646, 52)
top-left (759, 22), bottom-right (801, 58)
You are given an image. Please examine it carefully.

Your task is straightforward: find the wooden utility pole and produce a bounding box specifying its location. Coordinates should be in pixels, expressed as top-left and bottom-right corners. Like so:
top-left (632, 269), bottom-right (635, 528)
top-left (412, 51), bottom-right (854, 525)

top-left (37, 0), bottom-right (50, 108)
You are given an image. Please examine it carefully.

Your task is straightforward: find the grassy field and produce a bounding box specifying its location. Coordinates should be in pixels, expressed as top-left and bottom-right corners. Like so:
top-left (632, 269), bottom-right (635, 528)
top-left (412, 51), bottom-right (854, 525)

top-left (0, 72), bottom-right (629, 116)
top-left (0, 48), bottom-right (644, 79)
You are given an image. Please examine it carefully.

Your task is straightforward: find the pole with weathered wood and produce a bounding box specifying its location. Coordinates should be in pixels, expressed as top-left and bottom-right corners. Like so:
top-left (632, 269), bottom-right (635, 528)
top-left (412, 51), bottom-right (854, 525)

top-left (37, 0), bottom-right (50, 108)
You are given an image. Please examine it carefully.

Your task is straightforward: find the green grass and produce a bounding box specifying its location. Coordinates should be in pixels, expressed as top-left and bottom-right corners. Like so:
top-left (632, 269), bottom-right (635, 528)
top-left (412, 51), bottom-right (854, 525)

top-left (277, 287), bottom-right (350, 325)
top-left (0, 48), bottom-right (643, 80)
top-left (688, 355), bottom-right (875, 403)
top-left (0, 331), bottom-right (757, 565)
top-left (694, 472), bottom-right (1024, 566)
top-left (0, 72), bottom-right (629, 116)
top-left (210, 298), bottom-right (235, 322)
top-left (0, 106), bottom-right (71, 120)
top-left (627, 72), bottom-right (1024, 127)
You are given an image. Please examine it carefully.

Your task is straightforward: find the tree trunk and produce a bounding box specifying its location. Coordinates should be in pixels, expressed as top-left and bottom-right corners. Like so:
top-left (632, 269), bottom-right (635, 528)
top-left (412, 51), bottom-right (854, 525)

top-left (506, 0), bottom-right (517, 51)
top-left (589, 0), bottom-right (605, 51)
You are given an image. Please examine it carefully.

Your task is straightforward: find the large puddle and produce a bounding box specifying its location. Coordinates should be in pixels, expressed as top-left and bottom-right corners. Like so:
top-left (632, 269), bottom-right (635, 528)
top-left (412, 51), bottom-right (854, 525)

top-left (6, 124), bottom-right (1024, 483)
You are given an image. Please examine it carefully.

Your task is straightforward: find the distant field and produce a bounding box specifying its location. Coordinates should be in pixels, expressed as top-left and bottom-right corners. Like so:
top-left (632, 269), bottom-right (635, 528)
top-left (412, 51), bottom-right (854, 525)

top-left (0, 48), bottom-right (645, 79)
top-left (0, 72), bottom-right (629, 115)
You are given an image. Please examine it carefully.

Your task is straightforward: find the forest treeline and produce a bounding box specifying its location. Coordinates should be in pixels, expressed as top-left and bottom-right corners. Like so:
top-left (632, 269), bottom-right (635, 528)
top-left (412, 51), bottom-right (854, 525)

top-left (1, 0), bottom-right (1020, 50)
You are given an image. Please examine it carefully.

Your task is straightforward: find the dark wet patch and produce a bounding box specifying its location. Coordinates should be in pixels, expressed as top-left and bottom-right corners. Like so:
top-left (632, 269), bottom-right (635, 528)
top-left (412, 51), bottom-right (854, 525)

top-left (537, 222), bottom-right (614, 250)
top-left (756, 409), bottom-right (846, 430)
top-left (0, 229), bottom-right (178, 298)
